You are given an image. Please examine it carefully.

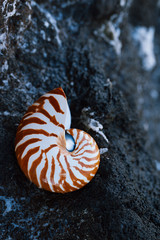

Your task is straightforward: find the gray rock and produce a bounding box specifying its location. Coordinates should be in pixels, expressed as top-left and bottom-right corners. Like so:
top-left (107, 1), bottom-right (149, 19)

top-left (0, 0), bottom-right (160, 239)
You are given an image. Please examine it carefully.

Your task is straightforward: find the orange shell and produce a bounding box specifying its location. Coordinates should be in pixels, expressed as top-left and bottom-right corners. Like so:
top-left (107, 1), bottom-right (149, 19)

top-left (15, 88), bottom-right (100, 193)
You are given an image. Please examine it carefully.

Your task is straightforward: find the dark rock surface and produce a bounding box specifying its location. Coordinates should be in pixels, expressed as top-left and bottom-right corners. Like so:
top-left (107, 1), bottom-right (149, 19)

top-left (0, 0), bottom-right (160, 239)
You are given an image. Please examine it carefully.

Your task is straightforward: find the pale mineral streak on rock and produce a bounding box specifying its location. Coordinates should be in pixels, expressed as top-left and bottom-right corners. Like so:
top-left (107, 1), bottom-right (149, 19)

top-left (3, 0), bottom-right (18, 18)
top-left (31, 0), bottom-right (62, 46)
top-left (120, 0), bottom-right (126, 7)
top-left (94, 20), bottom-right (122, 55)
top-left (132, 26), bottom-right (156, 71)
top-left (0, 32), bottom-right (7, 51)
top-left (81, 107), bottom-right (109, 143)
top-left (0, 196), bottom-right (17, 216)
top-left (99, 148), bottom-right (108, 154)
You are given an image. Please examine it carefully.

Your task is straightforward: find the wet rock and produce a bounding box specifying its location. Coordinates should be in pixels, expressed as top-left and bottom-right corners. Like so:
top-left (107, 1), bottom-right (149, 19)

top-left (0, 0), bottom-right (160, 239)
top-left (129, 0), bottom-right (158, 26)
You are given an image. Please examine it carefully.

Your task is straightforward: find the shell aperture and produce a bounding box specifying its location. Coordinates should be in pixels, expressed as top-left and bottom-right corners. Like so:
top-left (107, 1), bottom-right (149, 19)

top-left (15, 87), bottom-right (100, 193)
top-left (65, 132), bottom-right (76, 152)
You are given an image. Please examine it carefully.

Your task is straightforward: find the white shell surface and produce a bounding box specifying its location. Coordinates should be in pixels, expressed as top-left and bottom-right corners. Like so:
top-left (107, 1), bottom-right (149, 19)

top-left (15, 87), bottom-right (100, 193)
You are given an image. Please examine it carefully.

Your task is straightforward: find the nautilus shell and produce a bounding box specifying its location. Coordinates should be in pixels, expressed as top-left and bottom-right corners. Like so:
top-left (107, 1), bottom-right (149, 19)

top-left (15, 87), bottom-right (100, 193)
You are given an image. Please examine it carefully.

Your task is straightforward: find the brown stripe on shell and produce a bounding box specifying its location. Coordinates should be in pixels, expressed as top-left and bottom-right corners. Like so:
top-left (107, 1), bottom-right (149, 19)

top-left (50, 116), bottom-right (65, 129)
top-left (16, 129), bottom-right (51, 144)
top-left (64, 156), bottom-right (86, 190)
top-left (48, 96), bottom-right (65, 114)
top-left (17, 117), bottom-right (46, 132)
top-left (73, 149), bottom-right (96, 157)
top-left (36, 95), bottom-right (65, 115)
top-left (73, 142), bottom-right (89, 155)
top-left (73, 154), bottom-right (100, 162)
top-left (16, 138), bottom-right (41, 158)
top-left (50, 132), bottom-right (60, 138)
top-left (56, 151), bottom-right (78, 193)
top-left (53, 151), bottom-right (66, 193)
top-left (23, 112), bottom-right (33, 118)
top-left (27, 105), bottom-right (39, 113)
top-left (40, 154), bottom-right (51, 192)
top-left (26, 108), bottom-right (65, 130)
top-left (75, 160), bottom-right (98, 169)
top-left (19, 146), bottom-right (40, 178)
top-left (74, 134), bottom-right (86, 152)
top-left (37, 145), bottom-right (57, 191)
top-left (50, 156), bottom-right (56, 192)
top-left (29, 152), bottom-right (43, 187)
top-left (74, 130), bottom-right (80, 148)
top-left (49, 87), bottom-right (66, 98)
top-left (44, 144), bottom-right (57, 154)
top-left (39, 108), bottom-right (54, 121)
top-left (74, 165), bottom-right (98, 181)
top-left (56, 150), bottom-right (65, 186)
top-left (73, 137), bottom-right (88, 154)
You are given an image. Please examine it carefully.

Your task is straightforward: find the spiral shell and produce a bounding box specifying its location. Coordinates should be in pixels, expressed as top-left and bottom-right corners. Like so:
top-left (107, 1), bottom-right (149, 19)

top-left (15, 88), bottom-right (100, 193)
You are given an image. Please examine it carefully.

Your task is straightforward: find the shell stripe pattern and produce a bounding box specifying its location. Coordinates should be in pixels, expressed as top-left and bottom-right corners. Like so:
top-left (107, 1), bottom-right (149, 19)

top-left (15, 87), bottom-right (100, 193)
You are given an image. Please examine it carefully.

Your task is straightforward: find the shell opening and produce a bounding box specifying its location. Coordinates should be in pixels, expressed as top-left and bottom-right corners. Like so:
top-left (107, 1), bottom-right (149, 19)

top-left (65, 131), bottom-right (75, 152)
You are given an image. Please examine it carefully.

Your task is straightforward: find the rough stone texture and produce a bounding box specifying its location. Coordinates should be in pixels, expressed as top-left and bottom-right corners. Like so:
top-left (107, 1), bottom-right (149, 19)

top-left (0, 0), bottom-right (160, 239)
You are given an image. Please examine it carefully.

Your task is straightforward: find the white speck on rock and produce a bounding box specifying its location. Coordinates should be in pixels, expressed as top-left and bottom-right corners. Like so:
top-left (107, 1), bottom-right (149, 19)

top-left (31, 48), bottom-right (37, 54)
top-left (10, 73), bottom-right (17, 79)
top-left (120, 0), bottom-right (126, 7)
top-left (1, 60), bottom-right (8, 72)
top-left (44, 21), bottom-right (49, 28)
top-left (43, 51), bottom-right (47, 58)
top-left (3, 111), bottom-right (10, 116)
top-left (100, 148), bottom-right (108, 154)
top-left (0, 32), bottom-right (7, 51)
top-left (40, 30), bottom-right (46, 40)
top-left (132, 26), bottom-right (156, 71)
top-left (155, 160), bottom-right (160, 171)
top-left (150, 89), bottom-right (159, 99)
top-left (143, 122), bottom-right (149, 131)
top-left (2, 79), bottom-right (8, 86)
